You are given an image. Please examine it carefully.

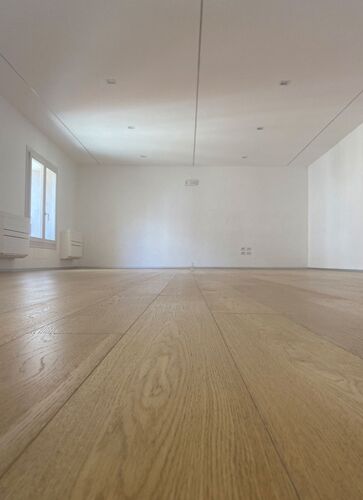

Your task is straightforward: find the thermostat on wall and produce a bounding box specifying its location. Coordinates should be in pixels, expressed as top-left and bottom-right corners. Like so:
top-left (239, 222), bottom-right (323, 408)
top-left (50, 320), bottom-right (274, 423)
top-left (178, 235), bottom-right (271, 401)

top-left (185, 179), bottom-right (199, 187)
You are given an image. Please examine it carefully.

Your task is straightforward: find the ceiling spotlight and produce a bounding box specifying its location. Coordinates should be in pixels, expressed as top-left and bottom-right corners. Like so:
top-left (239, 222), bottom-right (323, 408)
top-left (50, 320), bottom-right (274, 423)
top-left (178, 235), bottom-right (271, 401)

top-left (241, 155), bottom-right (248, 159)
top-left (257, 126), bottom-right (264, 131)
top-left (280, 80), bottom-right (291, 86)
top-left (140, 155), bottom-right (147, 158)
top-left (128, 126), bottom-right (135, 129)
top-left (106, 78), bottom-right (117, 85)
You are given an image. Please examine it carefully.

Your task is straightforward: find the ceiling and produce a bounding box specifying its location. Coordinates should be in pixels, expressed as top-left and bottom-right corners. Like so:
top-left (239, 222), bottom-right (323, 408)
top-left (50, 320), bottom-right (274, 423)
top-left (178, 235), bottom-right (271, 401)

top-left (1, 0), bottom-right (363, 167)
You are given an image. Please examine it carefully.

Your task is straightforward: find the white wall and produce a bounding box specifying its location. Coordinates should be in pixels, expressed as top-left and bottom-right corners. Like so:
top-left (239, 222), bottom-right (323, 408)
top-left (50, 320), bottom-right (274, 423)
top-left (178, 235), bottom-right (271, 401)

top-left (0, 95), bottom-right (78, 269)
top-left (0, 92), bottom-right (308, 271)
top-left (77, 164), bottom-right (307, 268)
top-left (308, 123), bottom-right (363, 270)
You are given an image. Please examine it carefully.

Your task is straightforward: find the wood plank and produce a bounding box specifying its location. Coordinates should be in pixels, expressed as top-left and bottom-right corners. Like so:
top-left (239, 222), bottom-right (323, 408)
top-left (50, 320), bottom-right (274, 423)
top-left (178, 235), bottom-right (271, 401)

top-left (0, 269), bottom-right (160, 315)
top-left (0, 271), bottom-right (168, 344)
top-left (202, 289), bottom-right (275, 313)
top-left (0, 332), bottom-right (117, 476)
top-left (214, 312), bottom-right (363, 499)
top-left (251, 269), bottom-right (363, 304)
top-left (0, 272), bottom-right (174, 476)
top-left (124, 273), bottom-right (174, 295)
top-left (234, 279), bottom-right (363, 358)
top-left (160, 273), bottom-right (201, 296)
top-left (0, 289), bottom-right (117, 345)
top-left (0, 295), bottom-right (297, 499)
top-left (2, 267), bottom-right (363, 498)
top-left (33, 294), bottom-right (157, 335)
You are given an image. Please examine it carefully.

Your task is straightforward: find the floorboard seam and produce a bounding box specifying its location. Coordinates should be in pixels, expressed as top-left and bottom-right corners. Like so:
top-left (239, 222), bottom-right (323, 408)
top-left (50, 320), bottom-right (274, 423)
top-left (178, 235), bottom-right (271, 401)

top-left (0, 272), bottom-right (175, 481)
top-left (0, 270), bottom-right (160, 317)
top-left (192, 272), bottom-right (302, 500)
top-left (282, 314), bottom-right (363, 362)
top-left (249, 277), bottom-right (358, 302)
top-left (0, 272), bottom-right (167, 347)
top-left (226, 282), bottom-right (363, 362)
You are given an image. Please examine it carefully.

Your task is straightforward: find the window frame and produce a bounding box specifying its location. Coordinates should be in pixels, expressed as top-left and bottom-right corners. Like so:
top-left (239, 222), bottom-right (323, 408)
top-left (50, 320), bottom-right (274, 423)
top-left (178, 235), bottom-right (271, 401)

top-left (25, 147), bottom-right (58, 250)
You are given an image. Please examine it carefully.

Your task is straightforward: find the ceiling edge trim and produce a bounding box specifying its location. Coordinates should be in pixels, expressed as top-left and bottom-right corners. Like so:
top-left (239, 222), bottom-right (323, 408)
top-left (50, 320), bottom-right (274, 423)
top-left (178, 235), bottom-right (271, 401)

top-left (288, 86), bottom-right (363, 166)
top-left (0, 50), bottom-right (100, 165)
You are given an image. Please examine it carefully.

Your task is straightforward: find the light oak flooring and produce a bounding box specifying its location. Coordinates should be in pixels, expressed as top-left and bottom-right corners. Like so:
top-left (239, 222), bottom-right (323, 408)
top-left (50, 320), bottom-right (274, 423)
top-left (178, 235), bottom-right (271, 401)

top-left (0, 268), bottom-right (362, 499)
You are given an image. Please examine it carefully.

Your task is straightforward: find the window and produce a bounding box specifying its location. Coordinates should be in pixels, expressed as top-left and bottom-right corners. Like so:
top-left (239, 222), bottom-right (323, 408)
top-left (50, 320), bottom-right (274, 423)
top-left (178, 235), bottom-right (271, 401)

top-left (26, 149), bottom-right (58, 248)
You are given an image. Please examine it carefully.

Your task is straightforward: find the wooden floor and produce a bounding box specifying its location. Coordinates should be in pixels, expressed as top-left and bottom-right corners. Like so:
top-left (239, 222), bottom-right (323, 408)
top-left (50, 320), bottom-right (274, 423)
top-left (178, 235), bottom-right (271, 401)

top-left (0, 269), bottom-right (363, 499)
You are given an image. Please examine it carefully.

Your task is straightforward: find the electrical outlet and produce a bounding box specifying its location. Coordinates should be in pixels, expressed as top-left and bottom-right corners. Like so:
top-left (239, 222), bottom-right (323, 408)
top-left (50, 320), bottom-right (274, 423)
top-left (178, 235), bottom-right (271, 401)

top-left (241, 246), bottom-right (252, 256)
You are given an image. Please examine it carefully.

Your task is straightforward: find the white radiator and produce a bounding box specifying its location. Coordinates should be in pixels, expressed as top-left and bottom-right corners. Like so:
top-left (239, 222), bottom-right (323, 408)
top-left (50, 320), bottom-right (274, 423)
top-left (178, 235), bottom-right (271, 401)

top-left (60, 230), bottom-right (83, 259)
top-left (0, 212), bottom-right (30, 258)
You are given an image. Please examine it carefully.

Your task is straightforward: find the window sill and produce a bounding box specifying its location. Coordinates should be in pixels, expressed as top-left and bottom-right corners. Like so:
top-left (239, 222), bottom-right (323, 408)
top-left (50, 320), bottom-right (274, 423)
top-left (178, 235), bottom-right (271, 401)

top-left (30, 238), bottom-right (57, 250)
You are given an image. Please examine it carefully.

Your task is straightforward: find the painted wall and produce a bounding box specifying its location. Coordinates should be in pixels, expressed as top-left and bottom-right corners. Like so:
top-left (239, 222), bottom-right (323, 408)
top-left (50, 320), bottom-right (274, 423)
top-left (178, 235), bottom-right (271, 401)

top-left (0, 95), bottom-right (79, 269)
top-left (0, 93), bottom-right (308, 271)
top-left (308, 123), bottom-right (363, 270)
top-left (76, 164), bottom-right (307, 268)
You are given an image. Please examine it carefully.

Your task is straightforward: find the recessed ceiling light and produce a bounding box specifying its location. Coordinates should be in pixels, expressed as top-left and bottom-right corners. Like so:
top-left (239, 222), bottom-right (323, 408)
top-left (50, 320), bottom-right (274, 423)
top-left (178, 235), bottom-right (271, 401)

top-left (140, 155), bottom-right (147, 158)
top-left (280, 80), bottom-right (291, 86)
top-left (241, 155), bottom-right (248, 159)
top-left (128, 126), bottom-right (135, 129)
top-left (257, 127), bottom-right (264, 131)
top-left (106, 78), bottom-right (117, 85)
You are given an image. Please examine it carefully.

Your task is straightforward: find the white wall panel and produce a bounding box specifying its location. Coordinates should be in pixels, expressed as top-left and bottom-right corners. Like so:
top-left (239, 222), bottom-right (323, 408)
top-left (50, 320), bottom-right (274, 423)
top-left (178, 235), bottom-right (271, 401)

top-left (76, 164), bottom-right (307, 268)
top-left (309, 123), bottom-right (363, 269)
top-left (0, 96), bottom-right (78, 269)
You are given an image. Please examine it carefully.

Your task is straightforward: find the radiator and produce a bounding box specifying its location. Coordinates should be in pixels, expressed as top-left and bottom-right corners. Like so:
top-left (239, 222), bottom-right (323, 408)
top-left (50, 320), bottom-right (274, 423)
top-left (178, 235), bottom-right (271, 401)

top-left (60, 229), bottom-right (83, 259)
top-left (0, 211), bottom-right (30, 258)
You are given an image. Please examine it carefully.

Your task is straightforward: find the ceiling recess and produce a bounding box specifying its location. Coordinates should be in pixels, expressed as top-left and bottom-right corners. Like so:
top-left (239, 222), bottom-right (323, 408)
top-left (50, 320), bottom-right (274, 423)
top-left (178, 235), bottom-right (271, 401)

top-left (1, 1), bottom-right (363, 167)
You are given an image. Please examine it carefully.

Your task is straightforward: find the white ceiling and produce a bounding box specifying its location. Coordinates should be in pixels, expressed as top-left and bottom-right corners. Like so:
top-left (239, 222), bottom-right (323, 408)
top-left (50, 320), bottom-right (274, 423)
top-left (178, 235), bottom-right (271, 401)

top-left (1, 0), bottom-right (363, 167)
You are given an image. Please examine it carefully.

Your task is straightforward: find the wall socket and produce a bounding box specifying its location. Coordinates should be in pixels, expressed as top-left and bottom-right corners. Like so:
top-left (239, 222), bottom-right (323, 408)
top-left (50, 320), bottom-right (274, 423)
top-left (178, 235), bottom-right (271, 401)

top-left (241, 247), bottom-right (252, 255)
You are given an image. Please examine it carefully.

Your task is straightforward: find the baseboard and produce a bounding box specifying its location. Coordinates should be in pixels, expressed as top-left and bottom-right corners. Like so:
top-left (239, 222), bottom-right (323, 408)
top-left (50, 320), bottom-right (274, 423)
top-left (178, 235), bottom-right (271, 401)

top-left (8, 265), bottom-right (362, 273)
top-left (0, 266), bottom-right (81, 272)
top-left (80, 266), bottom-right (190, 270)
top-left (80, 265), bottom-right (308, 270)
top-left (308, 267), bottom-right (363, 272)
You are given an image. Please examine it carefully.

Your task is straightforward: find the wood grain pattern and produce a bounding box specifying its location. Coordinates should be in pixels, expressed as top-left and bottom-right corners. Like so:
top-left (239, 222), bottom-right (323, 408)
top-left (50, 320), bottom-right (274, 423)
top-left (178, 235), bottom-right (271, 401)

top-left (0, 281), bottom-right (296, 500)
top-left (0, 271), bottom-right (169, 344)
top-left (0, 289), bottom-right (116, 345)
top-left (202, 289), bottom-right (275, 313)
top-left (194, 269), bottom-right (363, 358)
top-left (233, 277), bottom-right (363, 358)
top-left (34, 294), bottom-right (156, 335)
top-left (0, 333), bottom-right (117, 475)
top-left (1, 268), bottom-right (363, 499)
top-left (213, 312), bottom-right (363, 499)
top-left (0, 271), bottom-right (174, 476)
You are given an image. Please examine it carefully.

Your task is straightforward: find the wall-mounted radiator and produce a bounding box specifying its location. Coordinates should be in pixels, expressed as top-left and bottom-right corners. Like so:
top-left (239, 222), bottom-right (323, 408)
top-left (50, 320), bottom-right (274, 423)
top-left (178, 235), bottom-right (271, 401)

top-left (0, 212), bottom-right (30, 258)
top-left (60, 230), bottom-right (83, 259)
